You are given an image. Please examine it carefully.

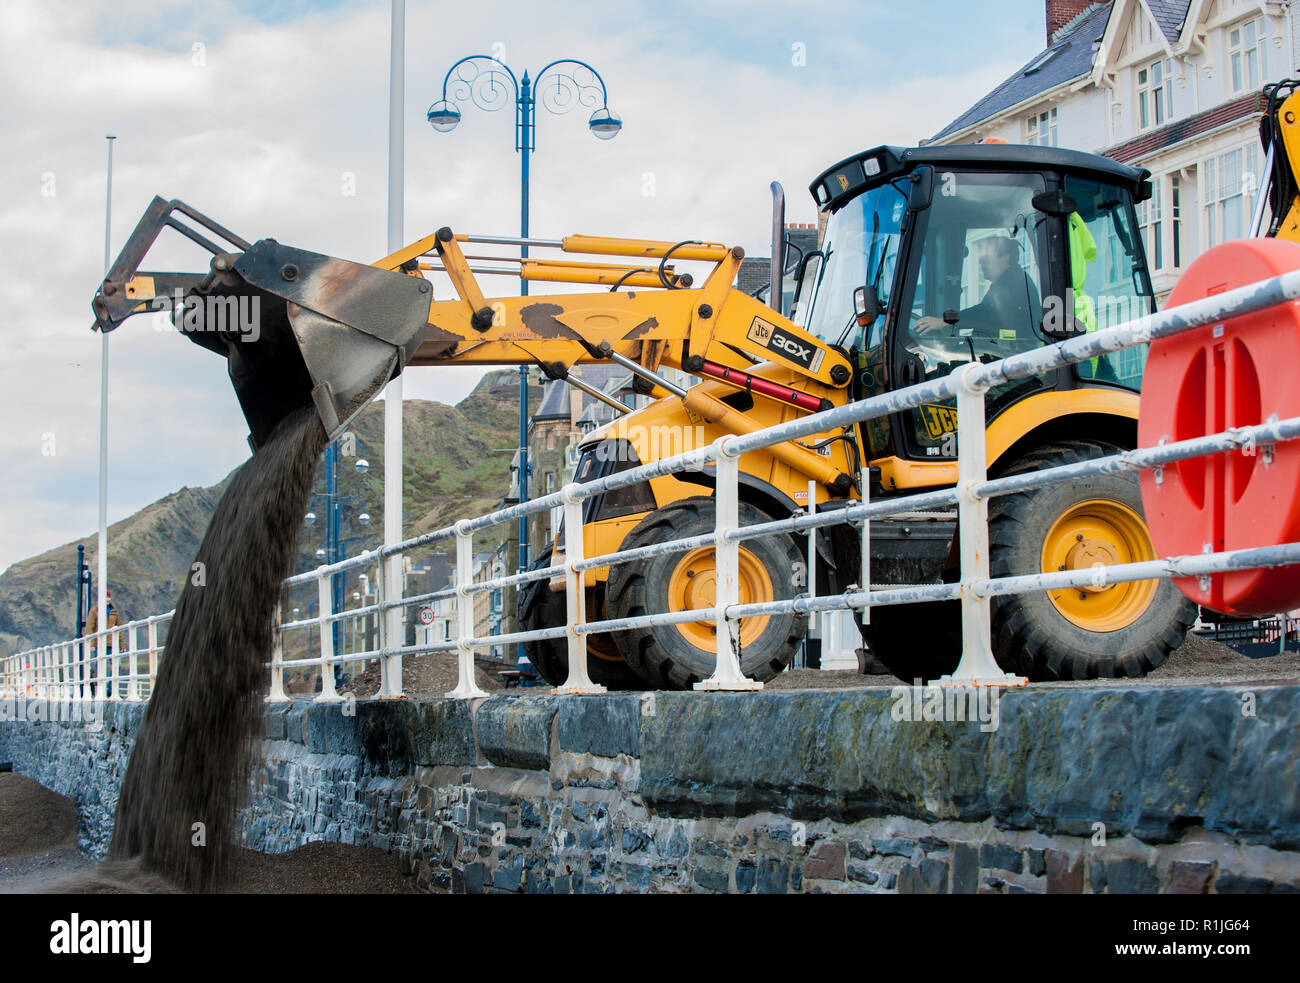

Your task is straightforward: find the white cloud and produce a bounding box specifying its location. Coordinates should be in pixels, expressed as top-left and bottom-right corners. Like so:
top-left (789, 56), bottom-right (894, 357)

top-left (0, 0), bottom-right (1037, 572)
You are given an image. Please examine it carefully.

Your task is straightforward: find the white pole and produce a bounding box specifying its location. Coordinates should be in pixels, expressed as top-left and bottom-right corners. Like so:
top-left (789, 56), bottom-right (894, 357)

top-left (696, 450), bottom-right (761, 691)
top-left (941, 364), bottom-right (1023, 688)
top-left (379, 0), bottom-right (405, 697)
top-left (97, 134), bottom-right (115, 699)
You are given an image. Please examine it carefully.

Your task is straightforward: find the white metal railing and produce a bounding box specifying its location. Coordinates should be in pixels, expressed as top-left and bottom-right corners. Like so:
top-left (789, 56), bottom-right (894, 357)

top-left (7, 267), bottom-right (1300, 701)
top-left (1, 610), bottom-right (169, 702)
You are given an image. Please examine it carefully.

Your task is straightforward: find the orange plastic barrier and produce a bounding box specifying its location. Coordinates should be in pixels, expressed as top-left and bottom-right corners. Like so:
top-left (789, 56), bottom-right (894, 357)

top-left (1139, 238), bottom-right (1300, 614)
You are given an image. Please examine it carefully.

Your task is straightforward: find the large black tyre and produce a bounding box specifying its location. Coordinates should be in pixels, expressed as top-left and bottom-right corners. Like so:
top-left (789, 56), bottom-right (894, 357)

top-left (517, 546), bottom-right (643, 690)
top-left (988, 440), bottom-right (1196, 680)
top-left (605, 497), bottom-right (806, 690)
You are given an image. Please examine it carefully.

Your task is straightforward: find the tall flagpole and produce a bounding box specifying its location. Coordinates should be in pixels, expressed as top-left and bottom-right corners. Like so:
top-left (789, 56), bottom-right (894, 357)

top-left (97, 134), bottom-right (116, 699)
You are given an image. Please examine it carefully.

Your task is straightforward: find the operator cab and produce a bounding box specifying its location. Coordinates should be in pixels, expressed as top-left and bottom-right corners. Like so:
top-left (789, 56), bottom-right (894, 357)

top-left (792, 144), bottom-right (1155, 481)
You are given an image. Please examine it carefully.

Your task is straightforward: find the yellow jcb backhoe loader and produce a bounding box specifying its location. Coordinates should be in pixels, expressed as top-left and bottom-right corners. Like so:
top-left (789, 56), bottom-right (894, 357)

top-left (93, 143), bottom-right (1198, 689)
top-left (1259, 79), bottom-right (1300, 241)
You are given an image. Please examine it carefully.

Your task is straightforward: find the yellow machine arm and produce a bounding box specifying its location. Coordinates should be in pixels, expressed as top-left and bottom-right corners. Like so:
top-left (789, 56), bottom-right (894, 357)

top-left (91, 198), bottom-right (855, 492)
top-left (374, 227), bottom-right (850, 393)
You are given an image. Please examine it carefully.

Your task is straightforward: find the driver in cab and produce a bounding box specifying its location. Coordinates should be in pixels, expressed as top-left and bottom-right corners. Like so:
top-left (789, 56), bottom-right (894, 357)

top-left (912, 236), bottom-right (1037, 352)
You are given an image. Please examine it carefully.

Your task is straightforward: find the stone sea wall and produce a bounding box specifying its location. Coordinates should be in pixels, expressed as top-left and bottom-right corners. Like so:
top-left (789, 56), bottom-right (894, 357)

top-left (2, 685), bottom-right (1298, 892)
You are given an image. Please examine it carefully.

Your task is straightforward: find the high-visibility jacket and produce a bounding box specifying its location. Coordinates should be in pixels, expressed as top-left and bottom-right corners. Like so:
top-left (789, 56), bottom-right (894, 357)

top-left (1068, 211), bottom-right (1100, 376)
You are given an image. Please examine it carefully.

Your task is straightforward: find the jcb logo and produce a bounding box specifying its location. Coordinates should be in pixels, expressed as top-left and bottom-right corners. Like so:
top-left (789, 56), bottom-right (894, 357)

top-left (919, 403), bottom-right (959, 440)
top-left (748, 316), bottom-right (824, 372)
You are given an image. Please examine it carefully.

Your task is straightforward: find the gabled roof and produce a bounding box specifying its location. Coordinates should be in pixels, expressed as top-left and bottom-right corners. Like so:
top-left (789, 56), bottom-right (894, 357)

top-left (532, 377), bottom-right (571, 421)
top-left (576, 371), bottom-right (634, 428)
top-left (532, 363), bottom-right (631, 423)
top-left (932, 3), bottom-right (1112, 142)
top-left (1144, 0), bottom-right (1189, 44)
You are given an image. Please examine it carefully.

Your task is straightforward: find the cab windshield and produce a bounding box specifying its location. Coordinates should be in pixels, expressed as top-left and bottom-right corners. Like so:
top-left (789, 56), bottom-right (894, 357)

top-left (802, 180), bottom-right (907, 350)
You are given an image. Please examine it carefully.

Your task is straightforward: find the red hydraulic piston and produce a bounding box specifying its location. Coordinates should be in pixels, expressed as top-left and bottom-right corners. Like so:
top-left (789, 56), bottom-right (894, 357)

top-left (690, 357), bottom-right (832, 413)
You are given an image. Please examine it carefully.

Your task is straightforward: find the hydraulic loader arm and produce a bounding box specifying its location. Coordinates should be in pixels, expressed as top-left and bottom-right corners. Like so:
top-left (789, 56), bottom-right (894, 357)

top-left (93, 199), bottom-right (853, 493)
top-left (392, 227), bottom-right (850, 394)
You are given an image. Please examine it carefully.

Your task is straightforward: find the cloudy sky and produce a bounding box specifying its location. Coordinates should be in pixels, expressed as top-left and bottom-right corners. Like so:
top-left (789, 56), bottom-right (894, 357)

top-left (0, 0), bottom-right (1046, 573)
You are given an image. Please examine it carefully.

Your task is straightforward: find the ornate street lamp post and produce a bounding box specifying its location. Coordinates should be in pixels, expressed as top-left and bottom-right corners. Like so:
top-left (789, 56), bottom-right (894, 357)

top-left (428, 55), bottom-right (621, 673)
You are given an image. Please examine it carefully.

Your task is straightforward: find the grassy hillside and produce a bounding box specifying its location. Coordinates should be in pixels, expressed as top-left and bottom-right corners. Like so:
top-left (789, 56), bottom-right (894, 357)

top-left (0, 371), bottom-right (538, 653)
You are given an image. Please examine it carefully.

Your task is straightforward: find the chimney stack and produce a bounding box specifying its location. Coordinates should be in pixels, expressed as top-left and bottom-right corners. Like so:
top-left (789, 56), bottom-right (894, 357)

top-left (1046, 0), bottom-right (1094, 44)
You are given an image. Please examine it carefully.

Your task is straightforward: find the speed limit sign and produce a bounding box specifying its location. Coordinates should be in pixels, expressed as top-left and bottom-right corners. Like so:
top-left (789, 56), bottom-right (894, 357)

top-left (418, 606), bottom-right (435, 626)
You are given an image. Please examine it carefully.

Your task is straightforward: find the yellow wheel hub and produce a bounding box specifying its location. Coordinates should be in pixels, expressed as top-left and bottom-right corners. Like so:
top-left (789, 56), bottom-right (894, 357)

top-left (666, 547), bottom-right (773, 650)
top-left (588, 631), bottom-right (624, 664)
top-left (1041, 499), bottom-right (1158, 632)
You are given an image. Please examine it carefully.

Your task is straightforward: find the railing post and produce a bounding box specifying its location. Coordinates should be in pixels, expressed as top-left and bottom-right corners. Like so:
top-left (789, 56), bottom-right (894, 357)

top-left (372, 558), bottom-right (393, 697)
top-left (147, 618), bottom-right (159, 698)
top-left (315, 570), bottom-right (342, 702)
top-left (942, 364), bottom-right (1024, 687)
top-left (697, 446), bottom-right (762, 691)
top-left (266, 607), bottom-right (288, 703)
top-left (126, 623), bottom-right (139, 701)
top-left (556, 486), bottom-right (605, 695)
top-left (380, 556), bottom-right (403, 698)
top-left (107, 623), bottom-right (122, 701)
top-left (806, 479), bottom-right (818, 632)
top-left (859, 468), bottom-right (871, 626)
top-left (447, 520), bottom-right (489, 699)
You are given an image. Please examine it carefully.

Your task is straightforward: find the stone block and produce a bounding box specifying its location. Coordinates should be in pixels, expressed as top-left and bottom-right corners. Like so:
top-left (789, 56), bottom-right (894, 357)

top-left (757, 858), bottom-right (788, 895)
top-left (475, 697), bottom-right (557, 771)
top-left (980, 842), bottom-right (1022, 874)
top-left (1167, 860), bottom-right (1215, 894)
top-left (1045, 850), bottom-right (1083, 894)
top-left (693, 867), bottom-right (728, 893)
top-left (1105, 858), bottom-right (1160, 894)
top-left (804, 841), bottom-right (846, 881)
top-left (735, 859), bottom-right (757, 894)
top-left (952, 843), bottom-right (979, 895)
top-left (898, 858), bottom-right (948, 895)
top-left (557, 695), bottom-right (640, 758)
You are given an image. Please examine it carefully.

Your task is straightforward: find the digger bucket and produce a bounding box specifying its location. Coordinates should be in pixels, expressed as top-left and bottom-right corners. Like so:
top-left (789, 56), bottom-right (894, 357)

top-left (92, 197), bottom-right (431, 449)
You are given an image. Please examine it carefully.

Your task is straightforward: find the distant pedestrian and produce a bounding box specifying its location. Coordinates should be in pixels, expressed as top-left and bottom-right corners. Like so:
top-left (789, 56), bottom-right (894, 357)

top-left (86, 589), bottom-right (124, 696)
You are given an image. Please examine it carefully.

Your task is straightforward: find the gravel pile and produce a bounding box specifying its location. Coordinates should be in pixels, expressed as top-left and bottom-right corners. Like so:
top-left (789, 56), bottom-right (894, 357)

top-left (345, 652), bottom-right (505, 699)
top-left (0, 772), bottom-right (78, 859)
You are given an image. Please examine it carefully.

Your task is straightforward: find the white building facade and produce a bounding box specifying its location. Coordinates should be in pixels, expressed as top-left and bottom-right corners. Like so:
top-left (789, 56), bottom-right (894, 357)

top-left (931, 0), bottom-right (1299, 302)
